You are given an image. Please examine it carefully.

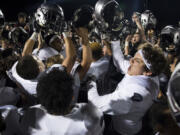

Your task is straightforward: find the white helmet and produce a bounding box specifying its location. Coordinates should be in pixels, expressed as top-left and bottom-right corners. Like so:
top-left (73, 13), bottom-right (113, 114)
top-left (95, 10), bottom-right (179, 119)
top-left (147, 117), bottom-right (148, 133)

top-left (141, 10), bottom-right (157, 30)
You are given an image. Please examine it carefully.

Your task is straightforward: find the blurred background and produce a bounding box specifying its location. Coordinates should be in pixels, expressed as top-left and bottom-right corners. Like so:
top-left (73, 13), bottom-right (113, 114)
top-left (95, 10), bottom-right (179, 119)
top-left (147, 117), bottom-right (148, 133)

top-left (0, 0), bottom-right (180, 29)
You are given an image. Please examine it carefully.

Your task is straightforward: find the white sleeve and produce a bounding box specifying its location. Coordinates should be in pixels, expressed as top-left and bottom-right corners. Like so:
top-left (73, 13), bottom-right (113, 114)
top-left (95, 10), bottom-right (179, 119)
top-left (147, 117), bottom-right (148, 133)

top-left (111, 40), bottom-right (130, 74)
top-left (82, 103), bottom-right (104, 135)
top-left (88, 81), bottom-right (132, 115)
top-left (1, 106), bottom-right (24, 135)
top-left (70, 61), bottom-right (81, 103)
top-left (0, 87), bottom-right (20, 106)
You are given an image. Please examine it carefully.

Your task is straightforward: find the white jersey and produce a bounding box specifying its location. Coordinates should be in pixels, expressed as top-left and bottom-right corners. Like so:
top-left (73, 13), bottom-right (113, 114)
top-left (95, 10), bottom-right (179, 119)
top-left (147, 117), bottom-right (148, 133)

top-left (7, 61), bottom-right (39, 95)
top-left (88, 40), bottom-right (160, 135)
top-left (85, 57), bottom-right (109, 80)
top-left (32, 47), bottom-right (59, 61)
top-left (0, 87), bottom-right (20, 106)
top-left (0, 105), bottom-right (24, 135)
top-left (8, 63), bottom-right (80, 102)
top-left (20, 103), bottom-right (104, 135)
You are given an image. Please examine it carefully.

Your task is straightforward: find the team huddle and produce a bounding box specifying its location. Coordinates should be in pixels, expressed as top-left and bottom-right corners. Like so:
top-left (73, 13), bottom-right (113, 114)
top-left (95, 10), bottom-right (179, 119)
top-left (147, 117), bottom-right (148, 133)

top-left (0, 0), bottom-right (180, 135)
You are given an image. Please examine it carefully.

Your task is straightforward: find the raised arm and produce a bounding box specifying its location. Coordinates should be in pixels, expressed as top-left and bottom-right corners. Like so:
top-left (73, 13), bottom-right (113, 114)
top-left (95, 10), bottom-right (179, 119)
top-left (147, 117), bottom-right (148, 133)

top-left (22, 31), bottom-right (44, 57)
top-left (88, 80), bottom-right (132, 115)
top-left (111, 40), bottom-right (130, 74)
top-left (76, 27), bottom-right (92, 80)
top-left (134, 16), bottom-right (146, 42)
top-left (61, 32), bottom-right (76, 74)
top-left (22, 32), bottom-right (38, 57)
top-left (124, 35), bottom-right (132, 56)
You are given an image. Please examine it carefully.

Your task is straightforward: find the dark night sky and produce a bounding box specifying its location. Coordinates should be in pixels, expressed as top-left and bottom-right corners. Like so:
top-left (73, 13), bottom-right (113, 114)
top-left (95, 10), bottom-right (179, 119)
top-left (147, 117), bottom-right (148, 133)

top-left (0, 0), bottom-right (180, 29)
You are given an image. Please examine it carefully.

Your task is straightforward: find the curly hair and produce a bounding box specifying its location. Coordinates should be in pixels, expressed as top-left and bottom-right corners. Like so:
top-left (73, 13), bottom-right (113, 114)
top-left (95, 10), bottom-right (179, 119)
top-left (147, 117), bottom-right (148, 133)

top-left (139, 43), bottom-right (167, 76)
top-left (37, 69), bottom-right (74, 115)
top-left (90, 42), bottom-right (103, 61)
top-left (16, 55), bottom-right (40, 80)
top-left (0, 49), bottom-right (19, 77)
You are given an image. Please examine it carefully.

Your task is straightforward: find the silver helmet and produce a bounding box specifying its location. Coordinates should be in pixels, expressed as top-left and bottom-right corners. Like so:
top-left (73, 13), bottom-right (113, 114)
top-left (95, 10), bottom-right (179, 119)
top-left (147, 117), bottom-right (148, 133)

top-left (160, 25), bottom-right (176, 52)
top-left (34, 3), bottom-right (64, 34)
top-left (72, 5), bottom-right (94, 28)
top-left (141, 10), bottom-right (157, 30)
top-left (94, 0), bottom-right (124, 32)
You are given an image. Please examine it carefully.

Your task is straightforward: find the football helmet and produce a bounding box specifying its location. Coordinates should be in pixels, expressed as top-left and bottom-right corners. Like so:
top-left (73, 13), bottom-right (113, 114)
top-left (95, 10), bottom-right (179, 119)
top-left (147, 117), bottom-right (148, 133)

top-left (94, 0), bottom-right (124, 32)
top-left (34, 3), bottom-right (64, 34)
top-left (8, 27), bottom-right (28, 45)
top-left (141, 10), bottom-right (157, 30)
top-left (160, 25), bottom-right (176, 53)
top-left (72, 5), bottom-right (94, 28)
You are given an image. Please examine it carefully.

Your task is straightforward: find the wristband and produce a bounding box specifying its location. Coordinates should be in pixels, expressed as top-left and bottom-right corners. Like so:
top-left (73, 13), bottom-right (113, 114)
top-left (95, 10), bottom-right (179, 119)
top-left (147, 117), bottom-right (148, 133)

top-left (30, 32), bottom-right (38, 42)
top-left (125, 41), bottom-right (129, 47)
